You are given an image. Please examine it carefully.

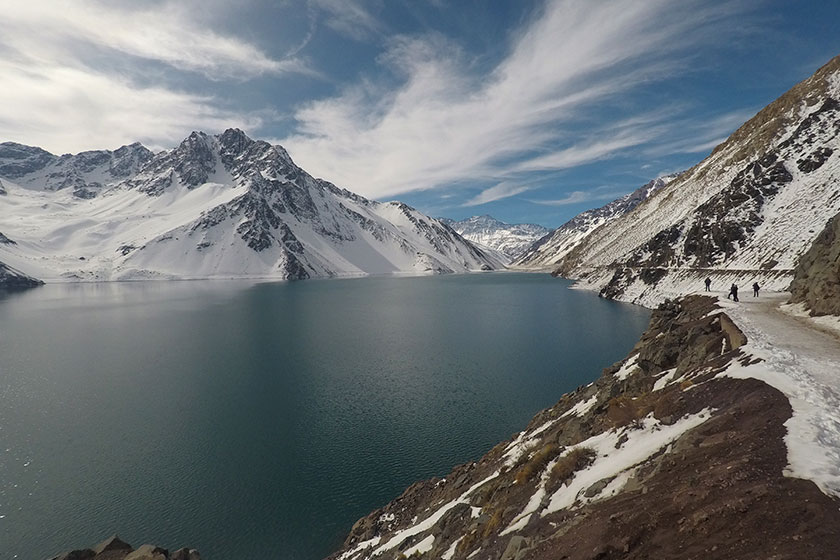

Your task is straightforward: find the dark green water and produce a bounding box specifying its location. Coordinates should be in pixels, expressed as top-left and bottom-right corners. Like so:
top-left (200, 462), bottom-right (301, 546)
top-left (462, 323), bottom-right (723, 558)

top-left (0, 273), bottom-right (650, 560)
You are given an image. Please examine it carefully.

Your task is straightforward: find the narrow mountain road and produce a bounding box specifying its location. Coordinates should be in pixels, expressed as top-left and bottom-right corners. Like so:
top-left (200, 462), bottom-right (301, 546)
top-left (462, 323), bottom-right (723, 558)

top-left (716, 292), bottom-right (840, 498)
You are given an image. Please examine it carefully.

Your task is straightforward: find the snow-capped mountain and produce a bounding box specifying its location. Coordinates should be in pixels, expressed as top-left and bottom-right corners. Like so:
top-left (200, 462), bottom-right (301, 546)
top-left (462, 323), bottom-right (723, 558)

top-left (439, 215), bottom-right (549, 261)
top-left (0, 129), bottom-right (501, 284)
top-left (514, 175), bottom-right (676, 269)
top-left (0, 141), bottom-right (153, 199)
top-left (552, 54), bottom-right (840, 306)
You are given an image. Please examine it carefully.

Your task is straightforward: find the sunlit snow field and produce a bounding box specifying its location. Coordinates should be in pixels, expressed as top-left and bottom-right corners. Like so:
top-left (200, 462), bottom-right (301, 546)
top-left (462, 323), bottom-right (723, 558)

top-left (0, 273), bottom-right (650, 560)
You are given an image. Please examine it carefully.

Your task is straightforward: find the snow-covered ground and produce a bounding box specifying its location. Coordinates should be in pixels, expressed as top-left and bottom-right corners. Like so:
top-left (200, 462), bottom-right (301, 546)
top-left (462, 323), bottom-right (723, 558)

top-left (718, 293), bottom-right (840, 498)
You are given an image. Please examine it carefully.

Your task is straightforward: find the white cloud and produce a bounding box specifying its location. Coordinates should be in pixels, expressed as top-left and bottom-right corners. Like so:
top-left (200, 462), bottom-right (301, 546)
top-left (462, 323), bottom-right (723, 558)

top-left (283, 0), bottom-right (752, 200)
top-left (0, 0), bottom-right (298, 153)
top-left (311, 0), bottom-right (385, 41)
top-left (0, 1), bottom-right (309, 80)
top-left (529, 189), bottom-right (627, 207)
top-left (464, 182), bottom-right (533, 207)
top-left (0, 60), bottom-right (267, 153)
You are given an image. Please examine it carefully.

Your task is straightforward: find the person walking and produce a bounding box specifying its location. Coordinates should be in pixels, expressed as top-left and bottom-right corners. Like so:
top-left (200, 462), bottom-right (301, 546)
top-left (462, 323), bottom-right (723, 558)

top-left (753, 282), bottom-right (760, 297)
top-left (728, 283), bottom-right (739, 302)
top-left (704, 277), bottom-right (711, 292)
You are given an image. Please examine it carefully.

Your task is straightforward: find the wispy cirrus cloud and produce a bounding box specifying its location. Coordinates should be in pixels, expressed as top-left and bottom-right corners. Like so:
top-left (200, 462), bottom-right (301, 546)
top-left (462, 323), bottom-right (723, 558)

top-left (0, 0), bottom-right (304, 152)
top-left (283, 0), bottom-right (754, 203)
top-left (464, 181), bottom-right (533, 207)
top-left (0, 59), bottom-right (270, 153)
top-left (0, 1), bottom-right (311, 79)
top-left (528, 187), bottom-right (629, 207)
top-left (310, 0), bottom-right (385, 42)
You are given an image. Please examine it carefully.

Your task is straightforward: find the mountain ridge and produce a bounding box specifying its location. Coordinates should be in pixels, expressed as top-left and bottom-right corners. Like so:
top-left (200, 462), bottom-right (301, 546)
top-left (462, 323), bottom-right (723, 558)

top-left (0, 130), bottom-right (501, 285)
top-left (439, 215), bottom-right (549, 261)
top-left (544, 54), bottom-right (840, 307)
top-left (514, 174), bottom-right (677, 270)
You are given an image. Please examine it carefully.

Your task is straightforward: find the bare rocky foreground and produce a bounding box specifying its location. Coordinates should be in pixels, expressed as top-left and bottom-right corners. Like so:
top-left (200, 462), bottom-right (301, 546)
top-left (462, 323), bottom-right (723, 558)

top-left (49, 535), bottom-right (200, 560)
top-left (327, 295), bottom-right (840, 560)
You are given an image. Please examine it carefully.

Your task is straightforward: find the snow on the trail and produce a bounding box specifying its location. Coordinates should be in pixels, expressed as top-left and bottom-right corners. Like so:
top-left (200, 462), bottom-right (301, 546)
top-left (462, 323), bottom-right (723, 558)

top-left (719, 294), bottom-right (840, 498)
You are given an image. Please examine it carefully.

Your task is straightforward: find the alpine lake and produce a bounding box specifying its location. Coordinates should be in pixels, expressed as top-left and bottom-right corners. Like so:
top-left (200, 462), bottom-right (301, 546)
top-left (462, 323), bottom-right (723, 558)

top-left (0, 272), bottom-right (650, 560)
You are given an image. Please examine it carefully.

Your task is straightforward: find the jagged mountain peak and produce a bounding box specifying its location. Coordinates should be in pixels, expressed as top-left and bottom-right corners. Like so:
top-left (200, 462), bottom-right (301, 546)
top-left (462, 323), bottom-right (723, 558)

top-left (442, 215), bottom-right (550, 261)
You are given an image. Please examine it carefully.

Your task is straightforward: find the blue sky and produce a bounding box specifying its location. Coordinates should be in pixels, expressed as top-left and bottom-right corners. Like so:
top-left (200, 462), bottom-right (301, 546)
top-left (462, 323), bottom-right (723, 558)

top-left (1, 1), bottom-right (839, 227)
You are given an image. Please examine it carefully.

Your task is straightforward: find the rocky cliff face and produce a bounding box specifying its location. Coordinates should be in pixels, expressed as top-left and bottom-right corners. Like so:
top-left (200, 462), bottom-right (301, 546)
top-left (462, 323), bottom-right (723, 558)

top-left (327, 295), bottom-right (840, 560)
top-left (543, 55), bottom-right (840, 306)
top-left (48, 535), bottom-right (199, 560)
top-left (440, 216), bottom-right (549, 261)
top-left (0, 130), bottom-right (500, 282)
top-left (789, 210), bottom-right (840, 315)
top-left (514, 175), bottom-right (675, 270)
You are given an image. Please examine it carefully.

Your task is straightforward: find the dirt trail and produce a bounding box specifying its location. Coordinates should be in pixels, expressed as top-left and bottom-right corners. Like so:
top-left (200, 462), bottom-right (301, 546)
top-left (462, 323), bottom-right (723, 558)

top-left (721, 292), bottom-right (840, 388)
top-left (716, 291), bottom-right (840, 497)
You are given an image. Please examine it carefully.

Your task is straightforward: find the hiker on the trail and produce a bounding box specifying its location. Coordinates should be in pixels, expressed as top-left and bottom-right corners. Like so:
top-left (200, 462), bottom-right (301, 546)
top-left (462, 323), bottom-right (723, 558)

top-left (728, 283), bottom-right (739, 302)
top-left (753, 282), bottom-right (760, 297)
top-left (704, 277), bottom-right (711, 292)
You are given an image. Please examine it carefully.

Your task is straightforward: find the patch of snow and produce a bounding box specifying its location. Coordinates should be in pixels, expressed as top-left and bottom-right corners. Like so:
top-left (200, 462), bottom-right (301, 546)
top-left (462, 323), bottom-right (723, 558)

top-left (336, 536), bottom-right (381, 560)
top-left (652, 368), bottom-right (678, 392)
top-left (403, 534), bottom-right (435, 556)
top-left (543, 409), bottom-right (713, 514)
top-left (369, 471), bottom-right (500, 557)
top-left (613, 354), bottom-right (639, 381)
top-left (441, 537), bottom-right (462, 560)
top-left (561, 395), bottom-right (599, 418)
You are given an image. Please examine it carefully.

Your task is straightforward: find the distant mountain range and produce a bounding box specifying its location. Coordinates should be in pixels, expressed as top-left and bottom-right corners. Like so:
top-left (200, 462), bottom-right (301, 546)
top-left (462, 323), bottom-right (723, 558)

top-left (439, 215), bottom-right (549, 261)
top-left (514, 175), bottom-right (677, 269)
top-left (0, 130), bottom-right (501, 285)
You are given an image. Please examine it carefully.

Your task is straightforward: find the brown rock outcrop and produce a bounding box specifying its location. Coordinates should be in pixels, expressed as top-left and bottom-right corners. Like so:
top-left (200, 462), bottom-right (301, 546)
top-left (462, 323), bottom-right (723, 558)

top-left (789, 211), bottom-right (840, 315)
top-left (48, 536), bottom-right (199, 560)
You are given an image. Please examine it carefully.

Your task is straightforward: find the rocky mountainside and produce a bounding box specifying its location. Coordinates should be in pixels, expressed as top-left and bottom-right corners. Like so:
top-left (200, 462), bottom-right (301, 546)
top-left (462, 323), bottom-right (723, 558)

top-left (514, 175), bottom-right (676, 269)
top-left (327, 295), bottom-right (840, 560)
top-left (0, 130), bottom-right (500, 284)
top-left (0, 141), bottom-right (153, 199)
top-left (789, 210), bottom-right (840, 315)
top-left (49, 535), bottom-right (199, 560)
top-left (547, 54), bottom-right (840, 306)
top-left (440, 215), bottom-right (549, 261)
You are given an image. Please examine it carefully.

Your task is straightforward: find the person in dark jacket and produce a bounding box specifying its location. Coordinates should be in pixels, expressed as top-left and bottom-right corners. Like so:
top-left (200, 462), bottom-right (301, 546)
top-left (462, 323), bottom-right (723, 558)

top-left (753, 282), bottom-right (760, 297)
top-left (704, 277), bottom-right (712, 291)
top-left (728, 283), bottom-right (739, 302)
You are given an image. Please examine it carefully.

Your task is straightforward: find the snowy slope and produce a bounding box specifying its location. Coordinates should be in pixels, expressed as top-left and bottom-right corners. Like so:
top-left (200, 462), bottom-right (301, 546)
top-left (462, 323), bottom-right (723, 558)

top-left (0, 130), bottom-right (501, 282)
top-left (514, 175), bottom-right (675, 269)
top-left (0, 141), bottom-right (152, 199)
top-left (439, 215), bottom-right (549, 261)
top-left (554, 55), bottom-right (840, 306)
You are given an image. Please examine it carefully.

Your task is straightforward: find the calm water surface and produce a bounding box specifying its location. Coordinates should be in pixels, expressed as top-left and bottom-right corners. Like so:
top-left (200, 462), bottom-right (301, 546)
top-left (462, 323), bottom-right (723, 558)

top-left (0, 273), bottom-right (649, 560)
